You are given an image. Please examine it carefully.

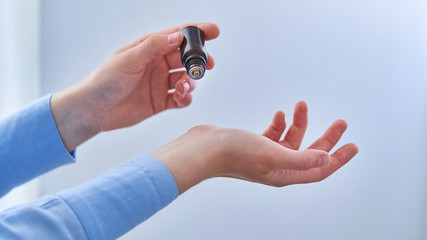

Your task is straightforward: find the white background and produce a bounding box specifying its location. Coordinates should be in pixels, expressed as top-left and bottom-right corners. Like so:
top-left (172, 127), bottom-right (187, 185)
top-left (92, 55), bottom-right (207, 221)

top-left (0, 0), bottom-right (41, 211)
top-left (37, 0), bottom-right (427, 239)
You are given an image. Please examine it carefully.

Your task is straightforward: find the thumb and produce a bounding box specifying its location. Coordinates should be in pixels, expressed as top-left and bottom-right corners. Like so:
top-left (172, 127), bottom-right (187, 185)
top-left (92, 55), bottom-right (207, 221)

top-left (274, 148), bottom-right (331, 170)
top-left (128, 31), bottom-right (183, 66)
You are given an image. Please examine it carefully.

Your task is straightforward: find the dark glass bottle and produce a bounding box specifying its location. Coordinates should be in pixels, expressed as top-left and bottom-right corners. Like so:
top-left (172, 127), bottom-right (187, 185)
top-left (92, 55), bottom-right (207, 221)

top-left (180, 26), bottom-right (208, 80)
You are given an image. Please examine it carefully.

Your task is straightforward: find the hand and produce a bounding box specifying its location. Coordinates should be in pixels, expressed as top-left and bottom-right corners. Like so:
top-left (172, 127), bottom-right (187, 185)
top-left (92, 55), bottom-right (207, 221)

top-left (151, 101), bottom-right (359, 194)
top-left (51, 23), bottom-right (220, 151)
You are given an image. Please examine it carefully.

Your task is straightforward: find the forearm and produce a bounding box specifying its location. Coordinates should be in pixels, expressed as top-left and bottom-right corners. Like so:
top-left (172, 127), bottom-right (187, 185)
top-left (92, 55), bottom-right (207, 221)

top-left (50, 82), bottom-right (99, 151)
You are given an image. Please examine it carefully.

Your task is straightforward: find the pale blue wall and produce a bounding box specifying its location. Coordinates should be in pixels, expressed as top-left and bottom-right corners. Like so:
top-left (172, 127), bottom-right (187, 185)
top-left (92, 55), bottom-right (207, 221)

top-left (40, 1), bottom-right (427, 239)
top-left (0, 0), bottom-right (41, 212)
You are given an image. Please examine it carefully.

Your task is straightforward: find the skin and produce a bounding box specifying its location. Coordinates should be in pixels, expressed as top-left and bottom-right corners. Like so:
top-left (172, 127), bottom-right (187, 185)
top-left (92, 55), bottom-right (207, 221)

top-left (151, 102), bottom-right (358, 194)
top-left (51, 22), bottom-right (219, 151)
top-left (50, 22), bottom-right (358, 195)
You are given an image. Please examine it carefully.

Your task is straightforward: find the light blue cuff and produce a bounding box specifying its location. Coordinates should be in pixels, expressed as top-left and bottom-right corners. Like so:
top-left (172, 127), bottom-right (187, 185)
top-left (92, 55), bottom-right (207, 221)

top-left (59, 155), bottom-right (178, 240)
top-left (0, 95), bottom-right (76, 197)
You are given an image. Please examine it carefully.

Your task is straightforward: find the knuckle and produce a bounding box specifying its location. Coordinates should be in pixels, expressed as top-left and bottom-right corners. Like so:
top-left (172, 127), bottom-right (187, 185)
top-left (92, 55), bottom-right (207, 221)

top-left (301, 161), bottom-right (309, 171)
top-left (294, 156), bottom-right (310, 171)
top-left (188, 125), bottom-right (218, 134)
top-left (145, 35), bottom-right (159, 47)
top-left (144, 35), bottom-right (163, 57)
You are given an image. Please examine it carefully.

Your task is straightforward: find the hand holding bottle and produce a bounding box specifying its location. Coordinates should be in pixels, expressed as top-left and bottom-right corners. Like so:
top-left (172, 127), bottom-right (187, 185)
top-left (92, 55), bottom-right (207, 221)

top-left (50, 23), bottom-right (220, 151)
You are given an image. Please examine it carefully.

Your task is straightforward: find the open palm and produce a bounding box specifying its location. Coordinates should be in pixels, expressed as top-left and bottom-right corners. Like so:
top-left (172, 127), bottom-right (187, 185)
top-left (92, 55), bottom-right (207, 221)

top-left (261, 101), bottom-right (358, 186)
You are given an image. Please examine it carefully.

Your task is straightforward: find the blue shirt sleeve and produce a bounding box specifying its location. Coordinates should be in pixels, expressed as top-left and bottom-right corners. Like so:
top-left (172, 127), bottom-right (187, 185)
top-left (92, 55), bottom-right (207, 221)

top-left (0, 95), bottom-right (75, 197)
top-left (0, 95), bottom-right (179, 239)
top-left (0, 155), bottom-right (179, 240)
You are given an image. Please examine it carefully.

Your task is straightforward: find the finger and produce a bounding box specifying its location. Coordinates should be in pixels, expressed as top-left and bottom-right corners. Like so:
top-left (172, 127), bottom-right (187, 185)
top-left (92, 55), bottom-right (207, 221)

top-left (165, 49), bottom-right (184, 69)
top-left (285, 143), bottom-right (359, 184)
top-left (165, 49), bottom-right (215, 70)
top-left (270, 147), bottom-right (331, 171)
top-left (169, 71), bottom-right (189, 89)
top-left (308, 119), bottom-right (348, 152)
top-left (321, 143), bottom-right (359, 179)
top-left (167, 92), bottom-right (193, 109)
top-left (169, 71), bottom-right (197, 95)
top-left (116, 23), bottom-right (220, 54)
top-left (153, 22), bottom-right (220, 41)
top-left (205, 54), bottom-right (215, 70)
top-left (160, 48), bottom-right (180, 69)
top-left (174, 78), bottom-right (197, 95)
top-left (125, 32), bottom-right (184, 66)
top-left (263, 111), bottom-right (286, 142)
top-left (281, 101), bottom-right (308, 150)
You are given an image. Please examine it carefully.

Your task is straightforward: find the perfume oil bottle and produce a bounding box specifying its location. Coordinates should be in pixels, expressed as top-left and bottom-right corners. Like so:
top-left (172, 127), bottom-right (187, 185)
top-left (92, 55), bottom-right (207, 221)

top-left (180, 26), bottom-right (208, 80)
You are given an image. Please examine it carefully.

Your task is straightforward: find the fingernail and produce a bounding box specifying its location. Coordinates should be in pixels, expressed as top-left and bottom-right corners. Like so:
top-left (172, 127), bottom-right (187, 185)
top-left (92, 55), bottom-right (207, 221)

top-left (168, 32), bottom-right (180, 44)
top-left (183, 82), bottom-right (190, 93)
top-left (318, 154), bottom-right (330, 167)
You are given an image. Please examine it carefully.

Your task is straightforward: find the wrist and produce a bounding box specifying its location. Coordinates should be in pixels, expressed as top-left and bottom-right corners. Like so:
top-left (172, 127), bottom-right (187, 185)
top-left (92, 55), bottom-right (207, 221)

top-left (51, 82), bottom-right (100, 151)
top-left (151, 125), bottom-right (225, 194)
